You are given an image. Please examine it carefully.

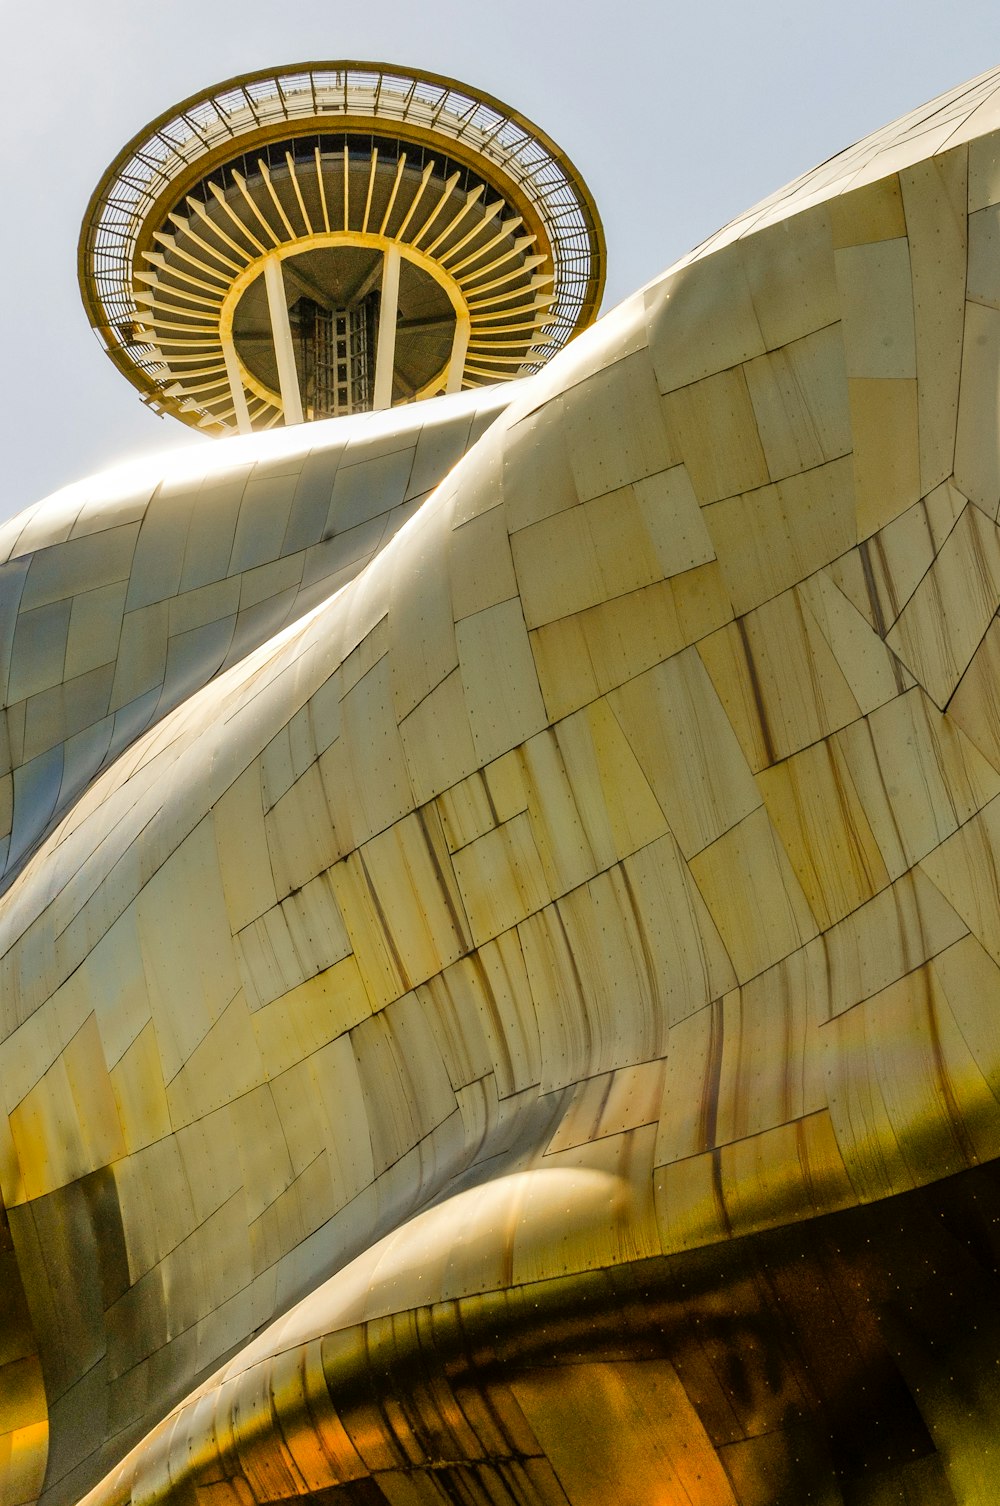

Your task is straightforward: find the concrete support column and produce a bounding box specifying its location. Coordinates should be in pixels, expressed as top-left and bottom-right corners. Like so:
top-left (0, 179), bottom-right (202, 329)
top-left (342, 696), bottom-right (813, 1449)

top-left (263, 254), bottom-right (303, 425)
top-left (372, 243), bottom-right (401, 411)
top-left (446, 313), bottom-right (471, 394)
top-left (220, 330), bottom-right (253, 434)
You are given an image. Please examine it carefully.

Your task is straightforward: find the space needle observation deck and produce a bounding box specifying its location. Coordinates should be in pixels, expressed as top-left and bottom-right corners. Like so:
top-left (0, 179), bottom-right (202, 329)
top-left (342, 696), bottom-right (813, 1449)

top-left (78, 61), bottom-right (606, 434)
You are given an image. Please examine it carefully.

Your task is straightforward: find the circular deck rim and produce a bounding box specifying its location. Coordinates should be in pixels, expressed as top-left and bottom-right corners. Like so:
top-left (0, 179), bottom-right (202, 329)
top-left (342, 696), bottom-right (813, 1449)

top-left (78, 60), bottom-right (606, 423)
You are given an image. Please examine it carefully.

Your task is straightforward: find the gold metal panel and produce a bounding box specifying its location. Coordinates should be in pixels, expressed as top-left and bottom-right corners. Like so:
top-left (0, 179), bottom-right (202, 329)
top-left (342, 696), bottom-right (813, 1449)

top-left (920, 795), bottom-right (1000, 962)
top-left (109, 1021), bottom-right (171, 1155)
top-left (716, 952), bottom-right (827, 1148)
top-left (176, 471), bottom-right (250, 594)
top-left (351, 998), bottom-right (456, 1178)
top-left (0, 1421), bottom-right (48, 1506)
top-left (528, 587), bottom-right (657, 722)
top-left (174, 1104), bottom-right (244, 1227)
top-left (620, 834), bottom-right (736, 1027)
top-left (585, 482), bottom-right (673, 597)
top-left (632, 462), bottom-right (716, 577)
top-left (516, 728), bottom-right (604, 899)
top-left (698, 588), bottom-right (862, 771)
top-left (522, 880), bottom-right (661, 1087)
top-left (164, 991), bottom-right (264, 1130)
top-left (969, 128), bottom-right (1000, 212)
top-left (415, 962), bottom-right (495, 1092)
top-left (887, 501), bottom-right (1000, 705)
top-left (515, 1128), bottom-right (662, 1281)
top-left (552, 698), bottom-right (668, 867)
top-left (949, 615), bottom-right (1000, 770)
top-left (511, 1360), bottom-right (739, 1505)
top-left (646, 240), bottom-right (764, 392)
top-left (67, 478), bottom-right (154, 544)
top-left (408, 399), bottom-right (496, 502)
top-left (456, 598), bottom-right (546, 766)
top-left (562, 349), bottom-right (678, 501)
top-left (235, 877), bottom-right (352, 1010)
top-left (113, 1133), bottom-right (198, 1281)
top-left (237, 553), bottom-right (304, 613)
top-left (654, 1001), bottom-right (725, 1168)
top-left (820, 867), bottom-right (967, 1020)
top-left (136, 818), bottom-right (244, 1080)
top-left (757, 739), bottom-right (889, 929)
top-left (21, 664), bottom-right (114, 767)
top-left (451, 812), bottom-right (549, 946)
top-left (969, 209), bottom-right (1000, 320)
top-left (321, 654), bottom-right (414, 852)
top-left (661, 365), bottom-right (770, 506)
top-left (743, 203), bottom-right (840, 350)
top-left (398, 670), bottom-right (479, 806)
top-left (282, 1038), bottom-right (374, 1209)
top-left (689, 807), bottom-right (818, 982)
top-left (742, 323), bottom-right (851, 482)
top-left (931, 932), bottom-right (1000, 1095)
top-left (837, 688), bottom-right (1000, 875)
top-left (502, 397), bottom-right (578, 534)
top-left (482, 747), bottom-right (529, 823)
top-left (328, 448), bottom-right (416, 534)
top-left (705, 456), bottom-right (855, 617)
top-left (798, 569), bottom-right (906, 715)
top-left (509, 504), bottom-right (606, 631)
top-left (464, 929), bottom-right (543, 1097)
top-left (355, 810), bottom-right (471, 988)
top-left (229, 476), bottom-right (299, 578)
top-left (326, 852), bottom-right (406, 1011)
top-left (901, 149), bottom-right (968, 493)
top-left (250, 1152), bottom-right (336, 1279)
top-left (84, 907), bottom-right (150, 1070)
top-left (829, 174), bottom-right (907, 247)
top-left (957, 304), bottom-right (1000, 518)
top-left (850, 376), bottom-right (922, 539)
top-left (8, 1015), bottom-right (124, 1202)
top-left (609, 648), bottom-right (760, 859)
top-left (835, 237), bottom-right (917, 378)
top-left (434, 772), bottom-right (496, 856)
top-left (264, 764), bottom-right (344, 899)
top-left (448, 505), bottom-right (519, 622)
top-left (388, 502), bottom-right (457, 722)
top-left (250, 955), bottom-right (371, 1079)
top-left (717, 1111), bottom-right (855, 1243)
top-left (211, 764), bottom-right (277, 933)
top-left (823, 961), bottom-right (1000, 1198)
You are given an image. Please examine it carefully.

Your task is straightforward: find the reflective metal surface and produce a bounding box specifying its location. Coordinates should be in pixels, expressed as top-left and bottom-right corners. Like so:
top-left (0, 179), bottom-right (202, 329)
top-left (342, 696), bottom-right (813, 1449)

top-left (6, 63), bottom-right (1000, 1506)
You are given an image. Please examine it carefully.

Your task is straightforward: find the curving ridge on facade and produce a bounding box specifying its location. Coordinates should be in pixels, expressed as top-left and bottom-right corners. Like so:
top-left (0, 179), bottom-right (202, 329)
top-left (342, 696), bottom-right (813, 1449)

top-left (5, 60), bottom-right (1000, 1506)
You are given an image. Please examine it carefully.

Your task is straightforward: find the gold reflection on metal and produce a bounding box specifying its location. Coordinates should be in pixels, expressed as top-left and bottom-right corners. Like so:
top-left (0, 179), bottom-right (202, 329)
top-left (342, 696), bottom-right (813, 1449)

top-left (7, 62), bottom-right (1000, 1506)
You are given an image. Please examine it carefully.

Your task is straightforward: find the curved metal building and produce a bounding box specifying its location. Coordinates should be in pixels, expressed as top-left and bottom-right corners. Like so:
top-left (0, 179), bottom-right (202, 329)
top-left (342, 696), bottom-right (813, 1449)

top-left (4, 57), bottom-right (1000, 1506)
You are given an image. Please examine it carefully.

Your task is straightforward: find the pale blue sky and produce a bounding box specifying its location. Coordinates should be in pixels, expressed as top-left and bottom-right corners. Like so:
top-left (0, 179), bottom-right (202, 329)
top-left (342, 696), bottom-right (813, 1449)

top-left (3, 0), bottom-right (999, 520)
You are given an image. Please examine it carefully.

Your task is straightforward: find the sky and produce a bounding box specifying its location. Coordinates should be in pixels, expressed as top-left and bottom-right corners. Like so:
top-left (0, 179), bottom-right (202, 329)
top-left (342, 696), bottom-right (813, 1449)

top-left (3, 0), bottom-right (1000, 524)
